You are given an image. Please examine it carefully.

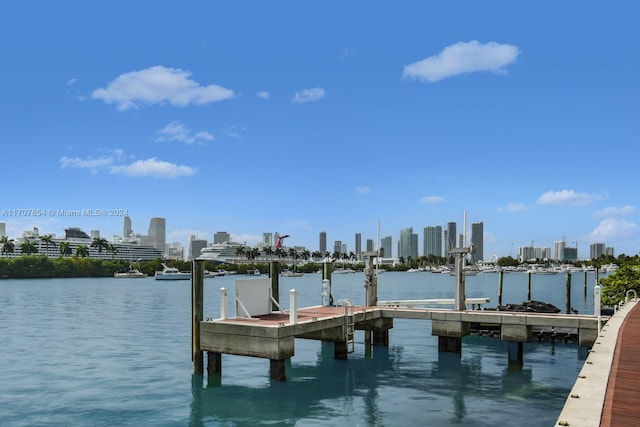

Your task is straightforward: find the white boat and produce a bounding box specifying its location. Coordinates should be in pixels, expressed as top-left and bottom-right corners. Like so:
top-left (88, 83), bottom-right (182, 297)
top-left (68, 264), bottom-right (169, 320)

top-left (333, 268), bottom-right (356, 274)
top-left (155, 263), bottom-right (191, 280)
top-left (204, 269), bottom-right (233, 278)
top-left (114, 268), bottom-right (147, 278)
top-left (281, 270), bottom-right (304, 277)
top-left (198, 241), bottom-right (245, 264)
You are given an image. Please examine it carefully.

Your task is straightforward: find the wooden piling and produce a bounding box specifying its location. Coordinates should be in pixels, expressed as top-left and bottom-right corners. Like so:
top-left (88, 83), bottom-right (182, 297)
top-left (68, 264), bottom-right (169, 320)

top-left (527, 272), bottom-right (532, 301)
top-left (322, 262), bottom-right (333, 305)
top-left (270, 261), bottom-right (280, 311)
top-left (207, 351), bottom-right (221, 377)
top-left (565, 273), bottom-right (572, 314)
top-left (498, 270), bottom-right (504, 306)
top-left (192, 259), bottom-right (204, 374)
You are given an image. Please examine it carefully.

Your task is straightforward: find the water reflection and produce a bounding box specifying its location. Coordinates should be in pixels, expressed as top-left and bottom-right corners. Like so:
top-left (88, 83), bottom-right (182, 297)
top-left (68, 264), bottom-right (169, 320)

top-left (188, 334), bottom-right (582, 426)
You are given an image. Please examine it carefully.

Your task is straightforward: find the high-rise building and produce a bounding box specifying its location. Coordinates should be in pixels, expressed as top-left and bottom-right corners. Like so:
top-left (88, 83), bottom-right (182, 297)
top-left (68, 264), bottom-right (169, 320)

top-left (446, 222), bottom-right (457, 256)
top-left (333, 240), bottom-right (342, 254)
top-left (590, 243), bottom-right (606, 260)
top-left (471, 222), bottom-right (484, 262)
top-left (213, 231), bottom-right (231, 244)
top-left (355, 233), bottom-right (361, 260)
top-left (366, 239), bottom-right (374, 252)
top-left (123, 216), bottom-right (132, 239)
top-left (381, 236), bottom-right (392, 258)
top-left (319, 231), bottom-right (327, 254)
top-left (148, 217), bottom-right (166, 253)
top-left (398, 227), bottom-right (417, 260)
top-left (189, 238), bottom-right (208, 260)
top-left (423, 226), bottom-right (442, 257)
top-left (554, 240), bottom-right (566, 261)
top-left (0, 222), bottom-right (5, 237)
top-left (263, 233), bottom-right (273, 247)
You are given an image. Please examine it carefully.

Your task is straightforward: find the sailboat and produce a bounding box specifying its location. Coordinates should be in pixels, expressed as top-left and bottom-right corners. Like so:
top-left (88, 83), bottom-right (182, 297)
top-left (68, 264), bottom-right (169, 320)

top-left (114, 247), bottom-right (147, 278)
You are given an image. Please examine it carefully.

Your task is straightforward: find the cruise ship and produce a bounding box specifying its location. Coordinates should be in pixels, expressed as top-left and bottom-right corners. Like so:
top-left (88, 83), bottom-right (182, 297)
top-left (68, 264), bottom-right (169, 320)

top-left (8, 227), bottom-right (164, 261)
top-left (198, 241), bottom-right (245, 264)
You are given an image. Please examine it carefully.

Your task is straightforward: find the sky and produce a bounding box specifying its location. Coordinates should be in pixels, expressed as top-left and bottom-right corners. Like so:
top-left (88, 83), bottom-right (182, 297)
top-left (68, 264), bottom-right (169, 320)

top-left (1, 1), bottom-right (639, 259)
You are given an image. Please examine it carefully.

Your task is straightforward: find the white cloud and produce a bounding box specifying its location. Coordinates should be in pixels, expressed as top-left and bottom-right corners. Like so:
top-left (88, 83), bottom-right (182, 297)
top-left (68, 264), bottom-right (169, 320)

top-left (403, 40), bottom-right (520, 82)
top-left (92, 65), bottom-right (235, 110)
top-left (421, 196), bottom-right (444, 204)
top-left (60, 153), bottom-right (196, 179)
top-left (292, 87), bottom-right (325, 104)
top-left (537, 189), bottom-right (604, 206)
top-left (588, 218), bottom-right (637, 241)
top-left (110, 158), bottom-right (197, 179)
top-left (155, 121), bottom-right (213, 144)
top-left (594, 205), bottom-right (636, 218)
top-left (356, 186), bottom-right (371, 195)
top-left (66, 78), bottom-right (77, 86)
top-left (60, 156), bottom-right (113, 170)
top-left (256, 91), bottom-right (270, 99)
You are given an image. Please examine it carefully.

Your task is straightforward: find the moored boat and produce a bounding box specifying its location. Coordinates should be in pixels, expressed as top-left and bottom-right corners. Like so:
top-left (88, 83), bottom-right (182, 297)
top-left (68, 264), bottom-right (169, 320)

top-left (114, 268), bottom-right (147, 278)
top-left (155, 263), bottom-right (191, 280)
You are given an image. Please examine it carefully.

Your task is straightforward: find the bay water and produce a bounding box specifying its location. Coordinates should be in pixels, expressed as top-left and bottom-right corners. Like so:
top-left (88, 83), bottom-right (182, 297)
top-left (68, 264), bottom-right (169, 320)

top-left (0, 270), bottom-right (597, 426)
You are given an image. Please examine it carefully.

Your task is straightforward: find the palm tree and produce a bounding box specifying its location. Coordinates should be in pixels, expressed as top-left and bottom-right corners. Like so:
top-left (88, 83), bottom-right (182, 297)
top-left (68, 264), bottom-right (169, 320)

top-left (1, 236), bottom-right (15, 256)
top-left (75, 245), bottom-right (90, 258)
top-left (264, 246), bottom-right (274, 261)
top-left (235, 246), bottom-right (246, 262)
top-left (40, 234), bottom-right (54, 257)
top-left (288, 247), bottom-right (297, 263)
top-left (20, 239), bottom-right (38, 255)
top-left (59, 241), bottom-right (72, 257)
top-left (91, 237), bottom-right (109, 255)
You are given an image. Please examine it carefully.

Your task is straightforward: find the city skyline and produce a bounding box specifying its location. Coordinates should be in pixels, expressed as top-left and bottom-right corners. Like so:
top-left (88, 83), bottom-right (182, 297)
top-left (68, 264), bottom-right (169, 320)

top-left (0, 214), bottom-right (615, 262)
top-left (1, 2), bottom-right (638, 259)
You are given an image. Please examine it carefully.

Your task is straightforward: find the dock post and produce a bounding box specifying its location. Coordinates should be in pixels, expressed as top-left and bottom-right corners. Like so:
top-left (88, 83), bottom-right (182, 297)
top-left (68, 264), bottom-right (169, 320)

top-left (270, 359), bottom-right (286, 381)
top-left (334, 341), bottom-right (348, 360)
top-left (498, 270), bottom-right (504, 306)
top-left (565, 273), bottom-right (572, 314)
top-left (507, 341), bottom-right (524, 366)
top-left (207, 352), bottom-right (221, 378)
top-left (192, 259), bottom-right (204, 374)
top-left (270, 261), bottom-right (280, 311)
top-left (438, 336), bottom-right (462, 354)
top-left (289, 289), bottom-right (298, 325)
top-left (322, 262), bottom-right (333, 305)
top-left (527, 272), bottom-right (532, 301)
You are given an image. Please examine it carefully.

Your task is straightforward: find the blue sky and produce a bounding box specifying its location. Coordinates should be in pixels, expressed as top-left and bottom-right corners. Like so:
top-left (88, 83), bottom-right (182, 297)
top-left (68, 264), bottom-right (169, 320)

top-left (1, 1), bottom-right (638, 259)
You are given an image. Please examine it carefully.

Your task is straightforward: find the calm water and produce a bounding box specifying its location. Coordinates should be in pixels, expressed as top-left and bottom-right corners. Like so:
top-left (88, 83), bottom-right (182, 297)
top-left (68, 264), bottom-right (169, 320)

top-left (0, 271), bottom-right (597, 426)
